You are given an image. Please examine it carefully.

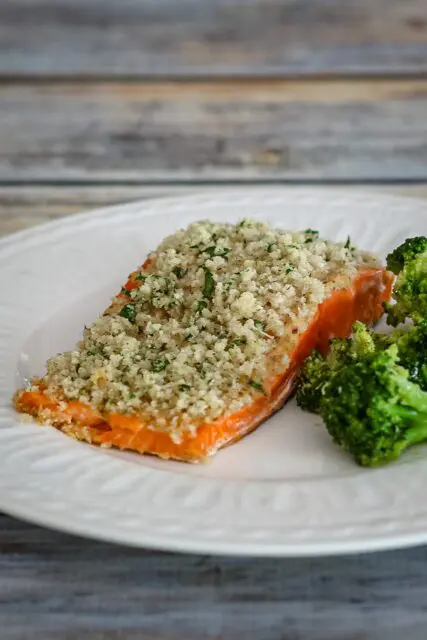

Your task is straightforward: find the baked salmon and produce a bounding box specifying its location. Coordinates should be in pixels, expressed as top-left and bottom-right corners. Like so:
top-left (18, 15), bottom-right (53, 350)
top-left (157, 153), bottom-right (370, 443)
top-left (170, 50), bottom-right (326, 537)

top-left (14, 221), bottom-right (393, 462)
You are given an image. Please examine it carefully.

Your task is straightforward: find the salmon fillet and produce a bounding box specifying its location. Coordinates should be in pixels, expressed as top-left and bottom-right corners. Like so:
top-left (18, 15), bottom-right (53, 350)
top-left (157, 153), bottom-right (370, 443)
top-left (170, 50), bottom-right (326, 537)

top-left (14, 222), bottom-right (393, 462)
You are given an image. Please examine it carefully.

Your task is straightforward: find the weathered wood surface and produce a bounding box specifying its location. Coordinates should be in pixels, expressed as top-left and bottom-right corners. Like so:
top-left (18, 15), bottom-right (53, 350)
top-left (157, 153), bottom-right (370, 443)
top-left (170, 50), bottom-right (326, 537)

top-left (0, 186), bottom-right (180, 235)
top-left (1, 0), bottom-right (427, 77)
top-left (1, 184), bottom-right (427, 236)
top-left (0, 184), bottom-right (426, 234)
top-left (1, 514), bottom-right (427, 640)
top-left (2, 79), bottom-right (427, 182)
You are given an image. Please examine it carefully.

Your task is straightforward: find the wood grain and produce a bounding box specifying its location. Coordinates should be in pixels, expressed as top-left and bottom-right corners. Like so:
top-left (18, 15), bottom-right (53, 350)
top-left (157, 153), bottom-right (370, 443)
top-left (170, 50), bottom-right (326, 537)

top-left (0, 186), bottom-right (180, 235)
top-left (1, 0), bottom-right (427, 77)
top-left (2, 79), bottom-right (427, 182)
top-left (1, 514), bottom-right (427, 640)
top-left (1, 185), bottom-right (427, 236)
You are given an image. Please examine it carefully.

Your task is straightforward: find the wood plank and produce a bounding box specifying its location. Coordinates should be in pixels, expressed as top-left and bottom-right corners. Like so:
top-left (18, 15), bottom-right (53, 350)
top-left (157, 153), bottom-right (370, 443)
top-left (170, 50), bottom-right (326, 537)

top-left (1, 0), bottom-right (427, 77)
top-left (1, 79), bottom-right (427, 182)
top-left (1, 514), bottom-right (427, 640)
top-left (1, 184), bottom-right (426, 237)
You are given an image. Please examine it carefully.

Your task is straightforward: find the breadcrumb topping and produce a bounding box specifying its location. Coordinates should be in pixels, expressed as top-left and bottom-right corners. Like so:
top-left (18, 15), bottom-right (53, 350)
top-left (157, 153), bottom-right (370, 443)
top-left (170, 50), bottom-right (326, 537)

top-left (42, 220), bottom-right (378, 439)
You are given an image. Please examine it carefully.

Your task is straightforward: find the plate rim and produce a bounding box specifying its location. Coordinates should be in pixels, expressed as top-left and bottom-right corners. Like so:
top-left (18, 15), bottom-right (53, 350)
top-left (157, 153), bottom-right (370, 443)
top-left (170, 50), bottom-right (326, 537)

top-left (1, 185), bottom-right (423, 249)
top-left (1, 186), bottom-right (427, 557)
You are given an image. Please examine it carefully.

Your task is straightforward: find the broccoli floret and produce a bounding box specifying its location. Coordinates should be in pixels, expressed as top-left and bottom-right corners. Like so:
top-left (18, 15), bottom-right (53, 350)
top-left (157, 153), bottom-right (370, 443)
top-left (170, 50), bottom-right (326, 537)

top-left (320, 345), bottom-right (427, 466)
top-left (352, 321), bottom-right (388, 355)
top-left (395, 321), bottom-right (427, 391)
top-left (296, 339), bottom-right (355, 414)
top-left (297, 320), bottom-right (427, 413)
top-left (386, 236), bottom-right (427, 275)
top-left (385, 236), bottom-right (427, 326)
top-left (296, 349), bottom-right (330, 413)
top-left (296, 322), bottom-right (385, 414)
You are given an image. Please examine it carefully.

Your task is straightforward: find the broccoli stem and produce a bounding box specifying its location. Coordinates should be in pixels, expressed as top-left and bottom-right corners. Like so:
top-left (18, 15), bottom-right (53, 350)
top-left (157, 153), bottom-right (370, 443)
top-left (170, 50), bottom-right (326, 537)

top-left (367, 417), bottom-right (427, 467)
top-left (394, 374), bottom-right (427, 414)
top-left (404, 420), bottom-right (427, 447)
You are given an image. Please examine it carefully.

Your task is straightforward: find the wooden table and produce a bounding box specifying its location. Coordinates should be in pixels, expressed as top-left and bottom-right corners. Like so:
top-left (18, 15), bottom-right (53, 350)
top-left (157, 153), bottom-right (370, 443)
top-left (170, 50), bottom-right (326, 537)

top-left (1, 2), bottom-right (427, 638)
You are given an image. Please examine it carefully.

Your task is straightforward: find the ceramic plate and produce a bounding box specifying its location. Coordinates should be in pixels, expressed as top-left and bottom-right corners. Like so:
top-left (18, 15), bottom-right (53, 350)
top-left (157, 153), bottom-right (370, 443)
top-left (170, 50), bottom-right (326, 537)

top-left (1, 188), bottom-right (426, 556)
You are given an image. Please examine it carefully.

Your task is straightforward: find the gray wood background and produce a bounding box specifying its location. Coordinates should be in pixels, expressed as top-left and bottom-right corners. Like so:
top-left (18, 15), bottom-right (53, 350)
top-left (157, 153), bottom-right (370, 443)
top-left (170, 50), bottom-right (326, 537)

top-left (2, 514), bottom-right (427, 640)
top-left (2, 0), bottom-right (427, 76)
top-left (2, 1), bottom-right (427, 638)
top-left (3, 79), bottom-right (427, 182)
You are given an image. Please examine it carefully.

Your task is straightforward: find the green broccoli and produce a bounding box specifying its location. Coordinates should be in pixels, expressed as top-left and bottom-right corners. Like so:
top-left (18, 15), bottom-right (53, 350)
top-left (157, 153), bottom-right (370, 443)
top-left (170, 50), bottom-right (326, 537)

top-left (296, 349), bottom-right (331, 413)
top-left (296, 322), bottom-right (387, 414)
top-left (386, 236), bottom-right (427, 275)
top-left (351, 320), bottom-right (393, 354)
top-left (385, 236), bottom-right (427, 326)
top-left (395, 321), bottom-right (427, 391)
top-left (320, 345), bottom-right (427, 467)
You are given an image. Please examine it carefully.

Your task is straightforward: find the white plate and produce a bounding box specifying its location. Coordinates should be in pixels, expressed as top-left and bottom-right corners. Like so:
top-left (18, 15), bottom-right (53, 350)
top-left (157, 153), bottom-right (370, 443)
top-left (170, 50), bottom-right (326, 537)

top-left (1, 188), bottom-right (426, 556)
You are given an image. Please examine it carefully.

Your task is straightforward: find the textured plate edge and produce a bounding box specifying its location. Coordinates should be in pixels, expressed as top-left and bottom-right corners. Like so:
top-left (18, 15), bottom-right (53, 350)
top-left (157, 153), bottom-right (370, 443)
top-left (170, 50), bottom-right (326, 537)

top-left (0, 186), bottom-right (425, 253)
top-left (3, 495), bottom-right (427, 558)
top-left (1, 187), bottom-right (427, 557)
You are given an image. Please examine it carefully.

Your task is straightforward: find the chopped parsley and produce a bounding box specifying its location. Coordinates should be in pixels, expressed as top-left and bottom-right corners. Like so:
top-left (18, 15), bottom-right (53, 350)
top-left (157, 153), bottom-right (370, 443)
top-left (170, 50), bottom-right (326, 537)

top-left (202, 269), bottom-right (215, 298)
top-left (249, 379), bottom-right (265, 394)
top-left (233, 338), bottom-right (247, 346)
top-left (196, 300), bottom-right (208, 314)
top-left (135, 273), bottom-right (146, 282)
top-left (121, 287), bottom-right (132, 297)
top-left (304, 230), bottom-right (319, 244)
top-left (344, 236), bottom-right (351, 249)
top-left (285, 265), bottom-right (294, 274)
top-left (266, 243), bottom-right (274, 253)
top-left (195, 363), bottom-right (206, 378)
top-left (254, 319), bottom-right (266, 331)
top-left (172, 266), bottom-right (187, 279)
top-left (151, 358), bottom-right (170, 373)
top-left (119, 303), bottom-right (136, 323)
top-left (202, 245), bottom-right (230, 258)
